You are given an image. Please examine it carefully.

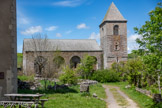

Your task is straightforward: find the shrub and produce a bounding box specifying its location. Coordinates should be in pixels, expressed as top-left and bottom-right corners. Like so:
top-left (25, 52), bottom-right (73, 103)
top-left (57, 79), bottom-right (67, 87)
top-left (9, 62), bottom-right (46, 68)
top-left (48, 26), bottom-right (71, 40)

top-left (91, 69), bottom-right (120, 83)
top-left (18, 75), bottom-right (34, 82)
top-left (59, 66), bottom-right (78, 85)
top-left (76, 55), bottom-right (97, 79)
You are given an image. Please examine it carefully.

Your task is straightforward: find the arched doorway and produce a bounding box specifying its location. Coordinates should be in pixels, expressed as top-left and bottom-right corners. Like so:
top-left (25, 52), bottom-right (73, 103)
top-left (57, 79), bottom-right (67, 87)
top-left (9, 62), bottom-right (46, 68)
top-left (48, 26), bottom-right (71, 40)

top-left (91, 56), bottom-right (98, 70)
top-left (53, 56), bottom-right (65, 68)
top-left (70, 56), bottom-right (81, 68)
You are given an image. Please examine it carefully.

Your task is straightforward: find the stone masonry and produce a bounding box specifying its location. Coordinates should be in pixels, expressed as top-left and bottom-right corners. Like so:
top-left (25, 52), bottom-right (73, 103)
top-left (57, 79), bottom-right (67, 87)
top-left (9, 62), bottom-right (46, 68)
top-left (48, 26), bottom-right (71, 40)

top-left (0, 0), bottom-right (17, 100)
top-left (100, 2), bottom-right (128, 68)
top-left (23, 51), bottom-right (102, 75)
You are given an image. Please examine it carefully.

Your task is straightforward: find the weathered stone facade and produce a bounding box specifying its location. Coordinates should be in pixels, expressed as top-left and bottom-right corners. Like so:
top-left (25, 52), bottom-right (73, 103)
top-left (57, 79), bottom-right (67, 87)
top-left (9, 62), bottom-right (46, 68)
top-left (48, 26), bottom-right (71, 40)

top-left (23, 2), bottom-right (127, 75)
top-left (23, 51), bottom-right (102, 75)
top-left (100, 2), bottom-right (127, 68)
top-left (0, 0), bottom-right (17, 100)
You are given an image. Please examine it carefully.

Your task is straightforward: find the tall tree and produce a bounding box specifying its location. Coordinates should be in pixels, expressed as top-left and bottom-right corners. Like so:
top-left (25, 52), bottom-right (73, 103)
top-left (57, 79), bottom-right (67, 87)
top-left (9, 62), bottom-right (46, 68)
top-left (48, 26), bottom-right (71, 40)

top-left (134, 3), bottom-right (162, 94)
top-left (30, 34), bottom-right (54, 90)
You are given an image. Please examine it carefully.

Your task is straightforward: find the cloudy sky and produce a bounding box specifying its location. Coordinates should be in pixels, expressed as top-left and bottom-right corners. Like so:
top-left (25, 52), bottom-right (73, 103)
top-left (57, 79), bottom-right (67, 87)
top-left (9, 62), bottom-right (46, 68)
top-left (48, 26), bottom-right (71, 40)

top-left (17, 0), bottom-right (160, 53)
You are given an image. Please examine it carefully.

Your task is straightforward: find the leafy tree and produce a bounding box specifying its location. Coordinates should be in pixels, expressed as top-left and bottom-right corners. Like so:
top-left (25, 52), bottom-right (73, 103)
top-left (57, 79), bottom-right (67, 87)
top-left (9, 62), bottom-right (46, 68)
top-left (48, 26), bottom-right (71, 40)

top-left (126, 57), bottom-right (145, 87)
top-left (77, 55), bottom-right (97, 79)
top-left (111, 61), bottom-right (127, 81)
top-left (134, 3), bottom-right (162, 94)
top-left (91, 69), bottom-right (120, 83)
top-left (59, 66), bottom-right (78, 85)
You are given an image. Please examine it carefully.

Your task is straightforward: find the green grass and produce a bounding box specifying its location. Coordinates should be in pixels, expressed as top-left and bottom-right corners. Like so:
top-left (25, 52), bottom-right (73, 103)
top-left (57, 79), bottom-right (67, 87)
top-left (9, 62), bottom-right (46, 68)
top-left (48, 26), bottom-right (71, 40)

top-left (17, 83), bottom-right (106, 108)
top-left (18, 75), bottom-right (34, 82)
top-left (17, 53), bottom-right (23, 68)
top-left (90, 83), bottom-right (106, 99)
top-left (105, 82), bottom-right (160, 108)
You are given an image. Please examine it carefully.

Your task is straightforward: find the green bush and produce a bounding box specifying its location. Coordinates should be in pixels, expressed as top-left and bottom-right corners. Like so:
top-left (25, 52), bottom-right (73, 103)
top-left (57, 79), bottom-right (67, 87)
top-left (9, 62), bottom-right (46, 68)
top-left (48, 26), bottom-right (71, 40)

top-left (91, 69), bottom-right (120, 83)
top-left (18, 75), bottom-right (34, 82)
top-left (59, 66), bottom-right (78, 85)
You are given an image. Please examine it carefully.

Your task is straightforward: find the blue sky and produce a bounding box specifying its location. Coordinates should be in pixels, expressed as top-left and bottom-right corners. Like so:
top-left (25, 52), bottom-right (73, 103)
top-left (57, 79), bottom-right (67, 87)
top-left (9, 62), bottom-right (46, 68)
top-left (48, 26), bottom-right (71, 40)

top-left (17, 0), bottom-right (160, 53)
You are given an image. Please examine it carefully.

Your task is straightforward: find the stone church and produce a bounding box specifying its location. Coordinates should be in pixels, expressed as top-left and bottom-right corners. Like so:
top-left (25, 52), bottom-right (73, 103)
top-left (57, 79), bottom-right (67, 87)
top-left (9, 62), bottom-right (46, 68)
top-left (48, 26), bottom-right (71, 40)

top-left (23, 2), bottom-right (128, 75)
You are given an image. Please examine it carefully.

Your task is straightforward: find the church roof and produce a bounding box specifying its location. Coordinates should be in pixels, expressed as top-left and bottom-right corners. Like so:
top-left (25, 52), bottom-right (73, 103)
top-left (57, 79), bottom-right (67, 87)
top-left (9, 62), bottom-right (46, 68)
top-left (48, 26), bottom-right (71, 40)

top-left (102, 2), bottom-right (127, 22)
top-left (23, 39), bottom-right (102, 52)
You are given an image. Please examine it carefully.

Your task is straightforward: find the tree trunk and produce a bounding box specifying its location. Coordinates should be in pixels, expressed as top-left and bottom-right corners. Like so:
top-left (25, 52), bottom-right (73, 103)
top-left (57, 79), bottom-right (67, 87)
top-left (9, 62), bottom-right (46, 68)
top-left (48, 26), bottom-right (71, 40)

top-left (44, 79), bottom-right (47, 90)
top-left (157, 73), bottom-right (161, 94)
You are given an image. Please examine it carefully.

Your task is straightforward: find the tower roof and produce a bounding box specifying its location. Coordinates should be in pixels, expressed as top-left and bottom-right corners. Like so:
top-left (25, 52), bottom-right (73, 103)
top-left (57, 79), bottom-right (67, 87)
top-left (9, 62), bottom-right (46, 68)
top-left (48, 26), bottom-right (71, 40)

top-left (102, 2), bottom-right (127, 22)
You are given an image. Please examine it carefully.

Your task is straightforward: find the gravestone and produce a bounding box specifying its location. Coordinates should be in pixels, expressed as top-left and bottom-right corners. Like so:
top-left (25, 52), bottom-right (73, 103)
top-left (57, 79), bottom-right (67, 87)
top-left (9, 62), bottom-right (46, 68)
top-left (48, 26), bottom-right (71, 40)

top-left (0, 0), bottom-right (17, 100)
top-left (80, 84), bottom-right (89, 92)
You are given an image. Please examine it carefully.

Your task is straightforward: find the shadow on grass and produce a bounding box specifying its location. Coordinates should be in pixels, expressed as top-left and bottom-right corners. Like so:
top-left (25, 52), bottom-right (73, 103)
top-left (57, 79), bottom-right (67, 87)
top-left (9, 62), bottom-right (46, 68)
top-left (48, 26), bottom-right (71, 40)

top-left (18, 86), bottom-right (78, 94)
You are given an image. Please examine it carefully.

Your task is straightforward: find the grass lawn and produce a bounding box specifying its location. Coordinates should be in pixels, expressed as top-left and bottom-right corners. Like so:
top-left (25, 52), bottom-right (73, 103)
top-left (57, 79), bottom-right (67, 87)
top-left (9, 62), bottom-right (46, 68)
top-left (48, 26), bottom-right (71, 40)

top-left (17, 53), bottom-right (23, 68)
top-left (105, 82), bottom-right (162, 108)
top-left (17, 83), bottom-right (106, 108)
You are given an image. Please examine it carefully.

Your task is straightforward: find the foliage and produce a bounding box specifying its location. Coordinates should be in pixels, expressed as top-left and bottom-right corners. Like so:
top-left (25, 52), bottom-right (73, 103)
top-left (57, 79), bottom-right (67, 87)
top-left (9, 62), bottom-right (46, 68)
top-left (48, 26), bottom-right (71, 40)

top-left (125, 57), bottom-right (145, 87)
top-left (128, 49), bottom-right (145, 59)
top-left (106, 82), bottom-right (155, 108)
top-left (134, 3), bottom-right (162, 94)
top-left (111, 61), bottom-right (127, 81)
top-left (53, 49), bottom-right (65, 69)
top-left (18, 82), bottom-right (106, 108)
top-left (90, 83), bottom-right (106, 99)
top-left (53, 49), bottom-right (65, 78)
top-left (59, 66), bottom-right (78, 85)
top-left (31, 34), bottom-right (55, 90)
top-left (18, 75), bottom-right (34, 82)
top-left (134, 3), bottom-right (162, 54)
top-left (17, 53), bottom-right (23, 68)
top-left (76, 55), bottom-right (97, 79)
top-left (91, 69), bottom-right (120, 83)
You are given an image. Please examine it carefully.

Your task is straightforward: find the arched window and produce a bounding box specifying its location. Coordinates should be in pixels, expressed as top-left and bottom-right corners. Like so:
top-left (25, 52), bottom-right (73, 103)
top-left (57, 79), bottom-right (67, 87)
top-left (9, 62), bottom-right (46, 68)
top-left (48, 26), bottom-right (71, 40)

top-left (70, 56), bottom-right (81, 68)
top-left (113, 25), bottom-right (119, 35)
top-left (53, 56), bottom-right (65, 68)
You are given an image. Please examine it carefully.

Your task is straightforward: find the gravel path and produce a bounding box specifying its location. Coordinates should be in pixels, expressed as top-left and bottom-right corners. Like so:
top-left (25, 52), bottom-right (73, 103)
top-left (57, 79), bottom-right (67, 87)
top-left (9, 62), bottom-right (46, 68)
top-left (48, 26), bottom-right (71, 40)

top-left (103, 85), bottom-right (139, 108)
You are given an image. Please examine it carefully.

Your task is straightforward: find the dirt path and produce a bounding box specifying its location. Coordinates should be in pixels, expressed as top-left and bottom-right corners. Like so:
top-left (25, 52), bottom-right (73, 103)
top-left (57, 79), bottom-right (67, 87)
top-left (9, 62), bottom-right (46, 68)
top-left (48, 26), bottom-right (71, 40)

top-left (103, 85), bottom-right (139, 108)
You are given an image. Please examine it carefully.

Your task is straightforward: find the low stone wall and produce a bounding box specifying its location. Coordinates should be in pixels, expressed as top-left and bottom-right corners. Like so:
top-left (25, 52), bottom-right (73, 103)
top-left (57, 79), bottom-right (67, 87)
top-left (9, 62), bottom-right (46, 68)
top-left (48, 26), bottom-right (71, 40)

top-left (78, 79), bottom-right (98, 85)
top-left (135, 87), bottom-right (152, 98)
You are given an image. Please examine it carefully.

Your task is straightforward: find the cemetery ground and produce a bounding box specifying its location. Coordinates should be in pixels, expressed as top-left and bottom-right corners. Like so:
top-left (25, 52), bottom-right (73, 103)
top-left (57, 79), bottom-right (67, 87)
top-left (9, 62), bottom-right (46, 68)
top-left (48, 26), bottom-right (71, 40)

top-left (18, 78), bottom-right (106, 108)
top-left (7, 76), bottom-right (157, 108)
top-left (15, 54), bottom-right (161, 108)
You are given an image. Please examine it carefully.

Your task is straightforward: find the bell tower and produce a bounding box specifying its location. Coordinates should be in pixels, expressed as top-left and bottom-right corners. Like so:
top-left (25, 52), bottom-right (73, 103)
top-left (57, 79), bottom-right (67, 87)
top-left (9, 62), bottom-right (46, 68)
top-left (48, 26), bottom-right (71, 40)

top-left (100, 2), bottom-right (127, 68)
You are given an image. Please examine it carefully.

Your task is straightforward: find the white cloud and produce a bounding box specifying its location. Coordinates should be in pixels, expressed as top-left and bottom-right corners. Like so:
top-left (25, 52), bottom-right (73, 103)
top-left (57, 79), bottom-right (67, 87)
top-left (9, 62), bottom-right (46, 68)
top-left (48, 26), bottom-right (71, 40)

top-left (66, 30), bottom-right (72, 34)
top-left (56, 33), bottom-right (62, 37)
top-left (17, 10), bottom-right (30, 27)
top-left (45, 26), bottom-right (58, 31)
top-left (21, 26), bottom-right (42, 35)
top-left (53, 0), bottom-right (84, 7)
top-left (77, 23), bottom-right (88, 29)
top-left (89, 32), bottom-right (100, 40)
top-left (127, 34), bottom-right (141, 53)
top-left (19, 18), bottom-right (29, 25)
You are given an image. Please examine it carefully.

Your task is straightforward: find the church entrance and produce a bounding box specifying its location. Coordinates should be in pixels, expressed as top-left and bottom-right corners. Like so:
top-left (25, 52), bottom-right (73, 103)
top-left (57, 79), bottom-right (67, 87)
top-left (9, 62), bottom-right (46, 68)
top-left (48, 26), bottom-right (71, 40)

top-left (70, 56), bottom-right (81, 68)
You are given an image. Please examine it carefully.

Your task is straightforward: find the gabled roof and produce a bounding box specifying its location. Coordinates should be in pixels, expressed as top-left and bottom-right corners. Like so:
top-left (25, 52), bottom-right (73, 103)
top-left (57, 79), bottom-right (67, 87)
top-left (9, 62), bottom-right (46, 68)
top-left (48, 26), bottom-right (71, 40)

top-left (23, 39), bottom-right (102, 52)
top-left (102, 2), bottom-right (127, 22)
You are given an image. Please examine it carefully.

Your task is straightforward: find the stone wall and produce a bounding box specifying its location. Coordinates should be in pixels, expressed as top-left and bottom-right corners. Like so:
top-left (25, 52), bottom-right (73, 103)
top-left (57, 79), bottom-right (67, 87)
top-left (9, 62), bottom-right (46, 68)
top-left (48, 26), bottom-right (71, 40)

top-left (23, 51), bottom-right (102, 76)
top-left (0, 0), bottom-right (17, 100)
top-left (100, 21), bottom-right (127, 68)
